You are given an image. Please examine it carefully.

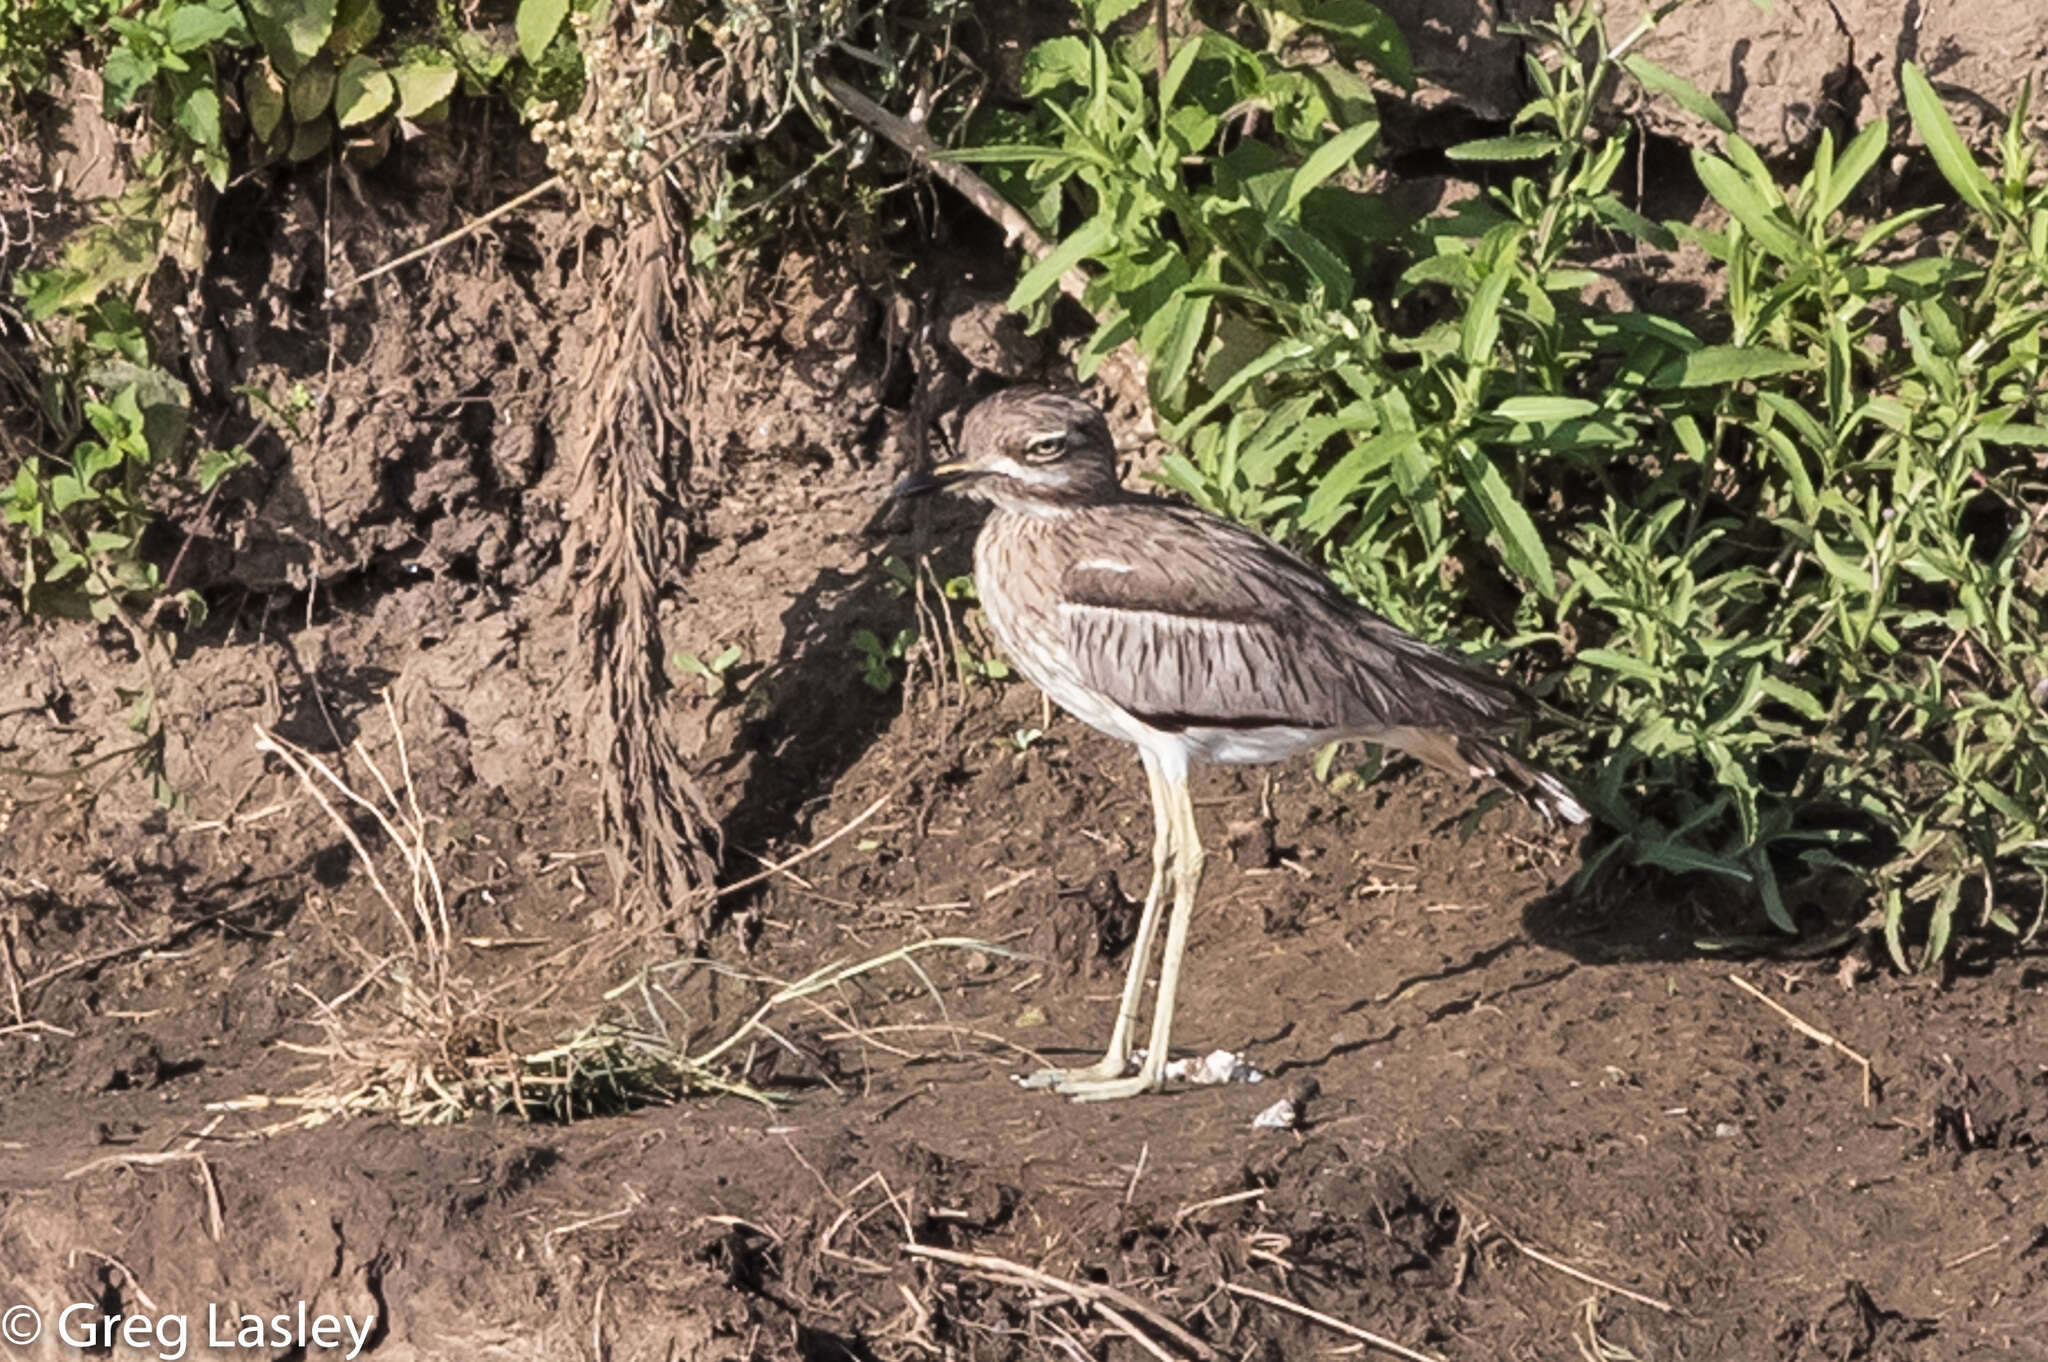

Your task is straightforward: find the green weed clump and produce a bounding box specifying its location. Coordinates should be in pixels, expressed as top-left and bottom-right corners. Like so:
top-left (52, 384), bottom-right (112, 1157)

top-left (962, 0), bottom-right (2048, 966)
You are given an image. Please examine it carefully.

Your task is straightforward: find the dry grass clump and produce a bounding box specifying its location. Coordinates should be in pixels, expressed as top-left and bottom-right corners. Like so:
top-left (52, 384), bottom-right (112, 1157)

top-left (219, 696), bottom-right (1005, 1132)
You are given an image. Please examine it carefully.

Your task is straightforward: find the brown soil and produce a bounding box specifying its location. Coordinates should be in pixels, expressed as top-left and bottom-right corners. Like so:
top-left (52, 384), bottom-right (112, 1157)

top-left (7, 11), bottom-right (2048, 1362)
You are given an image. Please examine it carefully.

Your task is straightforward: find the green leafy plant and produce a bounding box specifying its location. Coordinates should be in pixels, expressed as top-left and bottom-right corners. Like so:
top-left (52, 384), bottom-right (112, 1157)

top-left (674, 642), bottom-right (746, 697)
top-left (965, 0), bottom-right (2048, 965)
top-left (852, 626), bottom-right (916, 693)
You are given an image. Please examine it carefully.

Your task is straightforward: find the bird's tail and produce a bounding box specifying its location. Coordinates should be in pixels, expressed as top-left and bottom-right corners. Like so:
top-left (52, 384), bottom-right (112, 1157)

top-left (1381, 727), bottom-right (1588, 826)
top-left (1461, 737), bottom-right (1588, 826)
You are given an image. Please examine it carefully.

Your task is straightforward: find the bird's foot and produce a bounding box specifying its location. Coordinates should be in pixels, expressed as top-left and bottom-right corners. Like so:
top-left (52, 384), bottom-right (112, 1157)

top-left (1016, 1058), bottom-right (1165, 1102)
top-left (1060, 1071), bottom-right (1164, 1103)
top-left (1015, 1057), bottom-right (1130, 1091)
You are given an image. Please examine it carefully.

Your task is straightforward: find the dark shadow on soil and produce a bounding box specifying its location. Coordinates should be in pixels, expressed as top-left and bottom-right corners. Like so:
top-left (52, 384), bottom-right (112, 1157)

top-left (710, 478), bottom-right (983, 917)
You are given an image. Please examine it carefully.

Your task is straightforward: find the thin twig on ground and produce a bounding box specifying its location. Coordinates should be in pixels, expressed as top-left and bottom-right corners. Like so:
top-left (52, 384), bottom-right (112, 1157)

top-left (904, 1243), bottom-right (1219, 1361)
top-left (64, 1151), bottom-right (225, 1241)
top-left (1492, 1229), bottom-right (1683, 1316)
top-left (327, 175), bottom-right (566, 299)
top-left (1222, 1282), bottom-right (1444, 1362)
top-left (713, 793), bottom-right (892, 900)
top-left (1727, 972), bottom-right (1875, 1106)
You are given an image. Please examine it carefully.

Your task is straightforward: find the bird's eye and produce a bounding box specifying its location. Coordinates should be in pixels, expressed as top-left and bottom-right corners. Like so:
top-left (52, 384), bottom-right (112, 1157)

top-left (1021, 430), bottom-right (1067, 463)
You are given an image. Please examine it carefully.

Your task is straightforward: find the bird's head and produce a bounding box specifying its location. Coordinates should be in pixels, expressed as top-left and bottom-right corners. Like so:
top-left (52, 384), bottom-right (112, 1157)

top-left (895, 388), bottom-right (1121, 513)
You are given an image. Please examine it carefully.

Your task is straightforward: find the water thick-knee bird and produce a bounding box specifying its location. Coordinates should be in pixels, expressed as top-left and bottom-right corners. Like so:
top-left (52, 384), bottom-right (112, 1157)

top-left (896, 387), bottom-right (1586, 1101)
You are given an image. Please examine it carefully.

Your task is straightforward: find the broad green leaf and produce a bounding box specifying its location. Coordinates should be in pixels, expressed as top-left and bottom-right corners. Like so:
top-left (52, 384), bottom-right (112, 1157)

top-left (1446, 134), bottom-right (1560, 163)
top-left (334, 55), bottom-right (393, 127)
top-left (289, 60), bottom-right (336, 122)
top-left (246, 0), bottom-right (336, 73)
top-left (1454, 443), bottom-right (1553, 593)
top-left (245, 63), bottom-right (287, 141)
top-left (288, 116), bottom-right (333, 161)
top-left (1082, 0), bottom-right (1147, 28)
top-left (1901, 63), bottom-right (1996, 216)
top-left (1021, 35), bottom-right (1088, 95)
top-left (516, 0), bottom-right (570, 64)
top-left (392, 61), bottom-right (458, 119)
top-left (175, 85), bottom-right (221, 147)
top-left (1283, 0), bottom-right (1412, 88)
top-left (166, 4), bottom-right (242, 52)
top-left (1009, 216), bottom-right (1110, 311)
top-left (1654, 344), bottom-right (1811, 387)
top-left (1623, 54), bottom-right (1732, 133)
top-left (331, 0), bottom-right (382, 54)
top-left (101, 45), bottom-right (158, 109)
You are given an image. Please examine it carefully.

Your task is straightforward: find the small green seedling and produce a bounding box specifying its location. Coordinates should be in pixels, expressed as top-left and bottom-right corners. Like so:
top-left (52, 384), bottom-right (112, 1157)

top-left (853, 627), bottom-right (916, 692)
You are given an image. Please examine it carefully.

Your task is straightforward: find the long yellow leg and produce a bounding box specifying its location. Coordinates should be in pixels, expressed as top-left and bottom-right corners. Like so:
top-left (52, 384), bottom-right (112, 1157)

top-left (1020, 752), bottom-right (1172, 1090)
top-left (1061, 766), bottom-right (1204, 1103)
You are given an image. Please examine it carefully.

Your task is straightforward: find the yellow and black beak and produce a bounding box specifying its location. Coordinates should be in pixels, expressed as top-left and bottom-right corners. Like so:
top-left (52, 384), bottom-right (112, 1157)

top-left (892, 460), bottom-right (976, 499)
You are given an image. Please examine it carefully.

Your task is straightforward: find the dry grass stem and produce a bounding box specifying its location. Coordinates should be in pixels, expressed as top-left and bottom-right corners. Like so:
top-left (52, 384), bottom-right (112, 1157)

top-left (1727, 972), bottom-right (1875, 1106)
top-left (1222, 1281), bottom-right (1444, 1362)
top-left (1171, 1187), bottom-right (1266, 1228)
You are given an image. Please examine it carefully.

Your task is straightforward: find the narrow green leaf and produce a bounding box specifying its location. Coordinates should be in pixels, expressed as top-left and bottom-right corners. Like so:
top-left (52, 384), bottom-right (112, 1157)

top-left (1446, 134), bottom-right (1560, 163)
top-left (1454, 443), bottom-right (1553, 593)
top-left (1623, 54), bottom-right (1732, 133)
top-left (1163, 337), bottom-right (1317, 440)
top-left (1975, 422), bottom-right (2048, 448)
top-left (1488, 396), bottom-right (1598, 422)
top-left (1270, 219), bottom-right (1353, 304)
top-left (1693, 151), bottom-right (1809, 263)
top-left (1820, 119), bottom-right (1888, 219)
top-left (1577, 647), bottom-right (1663, 682)
top-left (1300, 429), bottom-right (1416, 535)
top-left (1009, 215), bottom-right (1110, 311)
top-left (1637, 841), bottom-right (1753, 881)
top-left (1901, 63), bottom-right (1996, 216)
top-left (1460, 255), bottom-right (1514, 364)
top-left (1757, 676), bottom-right (1826, 720)
top-left (1281, 120), bottom-right (1378, 217)
top-left (1653, 343), bottom-right (1812, 387)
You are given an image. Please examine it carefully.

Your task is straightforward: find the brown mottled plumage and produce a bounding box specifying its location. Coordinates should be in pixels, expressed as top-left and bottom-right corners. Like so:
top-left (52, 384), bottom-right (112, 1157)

top-left (897, 387), bottom-right (1583, 1100)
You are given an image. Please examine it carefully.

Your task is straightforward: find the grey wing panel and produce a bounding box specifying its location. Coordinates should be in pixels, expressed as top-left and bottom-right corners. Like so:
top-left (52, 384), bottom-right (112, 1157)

top-left (1059, 601), bottom-right (1358, 730)
top-left (1056, 504), bottom-right (1517, 734)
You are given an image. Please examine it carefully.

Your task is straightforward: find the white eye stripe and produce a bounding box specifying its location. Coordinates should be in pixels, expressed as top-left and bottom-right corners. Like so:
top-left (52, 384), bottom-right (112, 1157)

top-left (990, 455), bottom-right (1069, 485)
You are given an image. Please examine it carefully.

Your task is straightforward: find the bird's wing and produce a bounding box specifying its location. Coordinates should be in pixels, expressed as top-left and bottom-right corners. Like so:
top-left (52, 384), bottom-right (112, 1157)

top-left (1057, 503), bottom-right (1521, 735)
